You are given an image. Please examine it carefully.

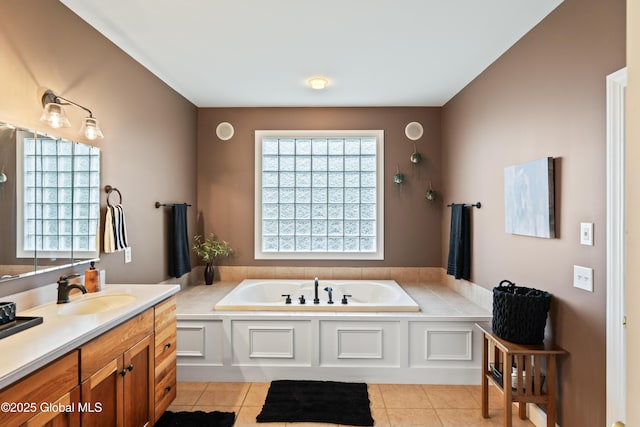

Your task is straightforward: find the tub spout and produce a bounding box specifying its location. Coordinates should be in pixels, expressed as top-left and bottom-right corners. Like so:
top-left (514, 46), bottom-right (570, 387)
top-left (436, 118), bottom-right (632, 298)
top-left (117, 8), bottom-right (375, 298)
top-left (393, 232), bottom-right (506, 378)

top-left (324, 286), bottom-right (334, 304)
top-left (313, 277), bottom-right (320, 304)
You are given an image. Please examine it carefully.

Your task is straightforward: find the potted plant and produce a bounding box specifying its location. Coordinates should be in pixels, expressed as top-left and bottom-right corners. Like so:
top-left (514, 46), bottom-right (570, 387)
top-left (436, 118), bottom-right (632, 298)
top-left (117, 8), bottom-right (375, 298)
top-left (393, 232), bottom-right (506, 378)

top-left (192, 233), bottom-right (233, 285)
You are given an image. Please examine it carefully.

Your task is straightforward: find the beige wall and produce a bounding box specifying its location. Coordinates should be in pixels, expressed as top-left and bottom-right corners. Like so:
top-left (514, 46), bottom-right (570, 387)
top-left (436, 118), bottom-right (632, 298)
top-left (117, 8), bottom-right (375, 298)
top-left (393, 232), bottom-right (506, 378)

top-left (197, 107), bottom-right (442, 267)
top-left (1, 1), bottom-right (635, 422)
top-left (441, 0), bottom-right (625, 425)
top-left (626, 0), bottom-right (639, 424)
top-left (0, 0), bottom-right (197, 290)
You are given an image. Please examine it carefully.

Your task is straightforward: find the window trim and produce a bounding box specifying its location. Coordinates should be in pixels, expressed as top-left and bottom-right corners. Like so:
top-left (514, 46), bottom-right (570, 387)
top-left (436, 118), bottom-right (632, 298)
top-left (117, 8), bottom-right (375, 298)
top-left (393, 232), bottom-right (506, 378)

top-left (254, 129), bottom-right (384, 260)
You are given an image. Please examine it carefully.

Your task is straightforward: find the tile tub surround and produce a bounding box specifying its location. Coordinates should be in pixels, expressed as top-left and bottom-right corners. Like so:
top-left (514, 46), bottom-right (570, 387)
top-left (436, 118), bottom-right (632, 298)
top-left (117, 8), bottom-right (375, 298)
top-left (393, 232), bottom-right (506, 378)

top-left (175, 281), bottom-right (491, 384)
top-left (214, 266), bottom-right (444, 284)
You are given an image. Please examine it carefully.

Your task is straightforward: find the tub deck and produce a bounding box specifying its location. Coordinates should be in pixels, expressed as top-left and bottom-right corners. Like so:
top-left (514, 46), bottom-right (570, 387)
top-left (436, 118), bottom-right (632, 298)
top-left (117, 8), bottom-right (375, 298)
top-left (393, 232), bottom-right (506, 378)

top-left (175, 281), bottom-right (492, 385)
top-left (177, 281), bottom-right (491, 318)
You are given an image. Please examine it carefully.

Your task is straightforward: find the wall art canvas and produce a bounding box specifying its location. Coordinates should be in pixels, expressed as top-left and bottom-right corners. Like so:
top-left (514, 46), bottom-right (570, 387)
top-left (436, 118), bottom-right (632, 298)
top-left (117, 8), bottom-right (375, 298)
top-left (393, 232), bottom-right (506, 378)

top-left (504, 157), bottom-right (555, 238)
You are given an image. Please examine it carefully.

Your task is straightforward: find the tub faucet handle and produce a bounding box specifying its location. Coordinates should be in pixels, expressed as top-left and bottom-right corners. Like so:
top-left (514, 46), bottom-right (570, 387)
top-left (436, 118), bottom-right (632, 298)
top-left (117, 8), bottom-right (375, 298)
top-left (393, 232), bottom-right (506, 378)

top-left (313, 277), bottom-right (320, 304)
top-left (341, 294), bottom-right (352, 305)
top-left (281, 294), bottom-right (292, 304)
top-left (298, 295), bottom-right (306, 304)
top-left (324, 286), bottom-right (334, 304)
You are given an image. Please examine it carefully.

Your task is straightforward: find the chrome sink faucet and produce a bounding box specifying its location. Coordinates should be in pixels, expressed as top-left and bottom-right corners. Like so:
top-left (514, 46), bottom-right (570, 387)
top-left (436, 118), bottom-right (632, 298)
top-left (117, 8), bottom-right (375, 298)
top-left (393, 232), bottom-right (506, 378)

top-left (57, 274), bottom-right (87, 304)
top-left (314, 277), bottom-right (320, 304)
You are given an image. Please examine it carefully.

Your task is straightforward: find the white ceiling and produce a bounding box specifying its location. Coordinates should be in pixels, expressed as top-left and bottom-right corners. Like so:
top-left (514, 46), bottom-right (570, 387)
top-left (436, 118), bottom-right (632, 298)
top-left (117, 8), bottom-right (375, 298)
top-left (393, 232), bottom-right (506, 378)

top-left (60, 0), bottom-right (562, 108)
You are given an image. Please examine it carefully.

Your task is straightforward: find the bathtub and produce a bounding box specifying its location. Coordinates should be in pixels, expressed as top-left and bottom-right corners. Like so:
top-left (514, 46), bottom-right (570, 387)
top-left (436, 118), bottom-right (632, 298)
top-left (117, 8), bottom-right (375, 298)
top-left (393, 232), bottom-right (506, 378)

top-left (214, 279), bottom-right (420, 312)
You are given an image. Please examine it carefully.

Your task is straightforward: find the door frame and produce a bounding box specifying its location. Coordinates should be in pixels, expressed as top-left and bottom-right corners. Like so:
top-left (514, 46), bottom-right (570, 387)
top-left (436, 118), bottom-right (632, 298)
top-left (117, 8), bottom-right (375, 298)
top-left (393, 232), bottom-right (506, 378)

top-left (606, 67), bottom-right (627, 427)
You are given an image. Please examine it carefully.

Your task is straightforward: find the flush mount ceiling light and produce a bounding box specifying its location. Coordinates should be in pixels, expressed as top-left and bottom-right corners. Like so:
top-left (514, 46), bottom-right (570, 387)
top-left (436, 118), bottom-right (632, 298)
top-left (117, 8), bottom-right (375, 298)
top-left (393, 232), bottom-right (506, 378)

top-left (307, 76), bottom-right (329, 90)
top-left (40, 89), bottom-right (104, 140)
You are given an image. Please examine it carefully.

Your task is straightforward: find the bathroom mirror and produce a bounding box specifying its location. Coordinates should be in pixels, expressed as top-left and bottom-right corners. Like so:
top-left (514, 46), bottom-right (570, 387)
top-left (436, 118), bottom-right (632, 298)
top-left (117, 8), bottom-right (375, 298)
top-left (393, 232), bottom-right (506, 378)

top-left (0, 120), bottom-right (100, 282)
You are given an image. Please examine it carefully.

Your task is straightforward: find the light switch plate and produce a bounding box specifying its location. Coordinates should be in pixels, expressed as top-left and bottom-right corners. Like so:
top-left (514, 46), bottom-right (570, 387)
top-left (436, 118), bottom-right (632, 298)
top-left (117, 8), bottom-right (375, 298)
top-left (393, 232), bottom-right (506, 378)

top-left (580, 222), bottom-right (594, 245)
top-left (573, 265), bottom-right (593, 292)
top-left (124, 247), bottom-right (132, 264)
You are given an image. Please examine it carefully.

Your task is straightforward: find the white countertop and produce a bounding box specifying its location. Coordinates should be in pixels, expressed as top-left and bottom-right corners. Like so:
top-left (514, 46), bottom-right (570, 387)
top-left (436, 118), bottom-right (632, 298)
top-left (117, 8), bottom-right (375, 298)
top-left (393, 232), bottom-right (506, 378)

top-left (0, 283), bottom-right (180, 390)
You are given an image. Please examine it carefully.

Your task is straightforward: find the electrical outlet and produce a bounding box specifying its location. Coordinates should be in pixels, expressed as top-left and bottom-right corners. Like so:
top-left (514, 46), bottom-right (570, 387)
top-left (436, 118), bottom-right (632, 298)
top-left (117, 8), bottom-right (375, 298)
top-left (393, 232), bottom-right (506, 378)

top-left (580, 222), bottom-right (594, 245)
top-left (124, 247), bottom-right (132, 264)
top-left (573, 265), bottom-right (593, 292)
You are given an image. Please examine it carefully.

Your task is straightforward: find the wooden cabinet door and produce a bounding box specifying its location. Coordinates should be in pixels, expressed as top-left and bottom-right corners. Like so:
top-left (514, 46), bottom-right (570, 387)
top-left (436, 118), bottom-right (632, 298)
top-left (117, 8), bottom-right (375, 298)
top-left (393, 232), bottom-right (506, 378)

top-left (81, 357), bottom-right (123, 427)
top-left (122, 335), bottom-right (154, 427)
top-left (22, 386), bottom-right (80, 427)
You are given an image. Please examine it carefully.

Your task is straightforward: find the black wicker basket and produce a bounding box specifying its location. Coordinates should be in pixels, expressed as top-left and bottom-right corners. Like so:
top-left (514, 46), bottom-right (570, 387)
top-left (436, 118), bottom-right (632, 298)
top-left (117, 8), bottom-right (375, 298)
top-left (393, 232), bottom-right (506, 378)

top-left (492, 280), bottom-right (551, 344)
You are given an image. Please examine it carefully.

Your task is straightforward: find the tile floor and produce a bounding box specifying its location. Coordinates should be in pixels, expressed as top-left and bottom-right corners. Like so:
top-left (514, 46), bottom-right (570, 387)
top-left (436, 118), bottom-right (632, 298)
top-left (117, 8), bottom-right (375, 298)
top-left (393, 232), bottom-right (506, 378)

top-left (168, 382), bottom-right (535, 426)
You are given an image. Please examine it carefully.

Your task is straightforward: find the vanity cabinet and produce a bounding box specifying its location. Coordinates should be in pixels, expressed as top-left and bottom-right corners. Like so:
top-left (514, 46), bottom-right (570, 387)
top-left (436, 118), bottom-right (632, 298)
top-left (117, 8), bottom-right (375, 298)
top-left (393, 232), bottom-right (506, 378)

top-left (23, 386), bottom-right (81, 427)
top-left (153, 295), bottom-right (177, 423)
top-left (79, 309), bottom-right (154, 427)
top-left (0, 350), bottom-right (79, 427)
top-left (0, 293), bottom-right (178, 427)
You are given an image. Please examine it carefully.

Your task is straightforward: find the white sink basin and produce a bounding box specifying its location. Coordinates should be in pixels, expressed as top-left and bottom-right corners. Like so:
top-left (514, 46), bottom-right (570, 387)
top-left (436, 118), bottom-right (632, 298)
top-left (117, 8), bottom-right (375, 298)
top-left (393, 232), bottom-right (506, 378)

top-left (58, 294), bottom-right (136, 315)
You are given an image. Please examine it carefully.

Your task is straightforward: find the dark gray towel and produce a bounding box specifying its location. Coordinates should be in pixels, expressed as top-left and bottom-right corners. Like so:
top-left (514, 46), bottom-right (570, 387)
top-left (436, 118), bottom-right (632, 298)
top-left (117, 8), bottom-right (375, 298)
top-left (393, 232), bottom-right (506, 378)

top-left (168, 204), bottom-right (191, 278)
top-left (446, 204), bottom-right (471, 280)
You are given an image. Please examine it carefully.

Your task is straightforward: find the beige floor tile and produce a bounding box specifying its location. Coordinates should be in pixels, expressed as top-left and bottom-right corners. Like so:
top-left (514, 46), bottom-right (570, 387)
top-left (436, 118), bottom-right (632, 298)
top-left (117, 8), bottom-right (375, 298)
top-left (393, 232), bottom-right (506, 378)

top-left (386, 408), bottom-right (443, 427)
top-left (285, 423), bottom-right (337, 426)
top-left (165, 404), bottom-right (192, 412)
top-left (243, 382), bottom-right (271, 406)
top-left (172, 381), bottom-right (208, 406)
top-left (466, 384), bottom-right (506, 409)
top-left (437, 408), bottom-right (534, 427)
top-left (368, 384), bottom-right (385, 408)
top-left (379, 384), bottom-right (432, 409)
top-left (196, 382), bottom-right (250, 407)
top-left (436, 408), bottom-right (498, 427)
top-left (177, 381), bottom-right (208, 391)
top-left (370, 406), bottom-right (390, 427)
top-left (191, 404), bottom-right (240, 414)
top-left (170, 381), bottom-right (537, 426)
top-left (234, 405), bottom-right (285, 427)
top-left (423, 384), bottom-right (479, 409)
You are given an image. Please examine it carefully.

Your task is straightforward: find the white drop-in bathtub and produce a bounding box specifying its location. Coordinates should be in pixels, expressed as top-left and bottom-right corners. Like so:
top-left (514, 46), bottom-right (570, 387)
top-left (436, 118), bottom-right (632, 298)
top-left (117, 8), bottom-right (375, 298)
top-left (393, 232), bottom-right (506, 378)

top-left (214, 279), bottom-right (420, 312)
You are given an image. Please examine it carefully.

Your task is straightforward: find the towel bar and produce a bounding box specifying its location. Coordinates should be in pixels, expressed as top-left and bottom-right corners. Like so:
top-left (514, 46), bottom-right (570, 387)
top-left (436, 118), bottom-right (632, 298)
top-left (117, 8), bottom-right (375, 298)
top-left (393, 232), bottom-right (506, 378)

top-left (447, 202), bottom-right (481, 208)
top-left (155, 202), bottom-right (192, 208)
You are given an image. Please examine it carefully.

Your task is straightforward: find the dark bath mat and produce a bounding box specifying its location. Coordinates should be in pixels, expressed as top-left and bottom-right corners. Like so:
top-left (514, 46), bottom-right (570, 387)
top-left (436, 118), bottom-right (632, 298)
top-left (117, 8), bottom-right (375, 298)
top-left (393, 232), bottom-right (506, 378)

top-left (154, 410), bottom-right (235, 427)
top-left (256, 379), bottom-right (374, 426)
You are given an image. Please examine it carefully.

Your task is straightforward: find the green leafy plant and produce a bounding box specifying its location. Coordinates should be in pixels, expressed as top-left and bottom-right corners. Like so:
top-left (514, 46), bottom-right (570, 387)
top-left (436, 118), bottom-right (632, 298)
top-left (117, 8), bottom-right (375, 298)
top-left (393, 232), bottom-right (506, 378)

top-left (192, 233), bottom-right (232, 264)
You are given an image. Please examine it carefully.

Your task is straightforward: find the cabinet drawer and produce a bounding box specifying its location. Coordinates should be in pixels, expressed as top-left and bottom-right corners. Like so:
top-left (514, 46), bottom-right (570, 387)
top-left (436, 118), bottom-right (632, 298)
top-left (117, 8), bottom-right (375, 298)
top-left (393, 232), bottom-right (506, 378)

top-left (154, 296), bottom-right (176, 331)
top-left (80, 308), bottom-right (154, 381)
top-left (0, 351), bottom-right (79, 426)
top-left (155, 363), bottom-right (176, 419)
top-left (155, 326), bottom-right (176, 371)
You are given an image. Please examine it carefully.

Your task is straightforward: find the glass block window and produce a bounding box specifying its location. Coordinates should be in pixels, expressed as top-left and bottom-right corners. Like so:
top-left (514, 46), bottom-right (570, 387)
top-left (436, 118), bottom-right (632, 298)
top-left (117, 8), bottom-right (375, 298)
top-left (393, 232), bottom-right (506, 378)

top-left (18, 135), bottom-right (100, 258)
top-left (255, 130), bottom-right (384, 260)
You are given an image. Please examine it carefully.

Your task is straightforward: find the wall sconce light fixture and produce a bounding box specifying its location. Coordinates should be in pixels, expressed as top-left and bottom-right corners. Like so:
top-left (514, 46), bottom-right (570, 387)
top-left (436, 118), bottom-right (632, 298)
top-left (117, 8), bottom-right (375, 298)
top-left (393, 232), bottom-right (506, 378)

top-left (39, 90), bottom-right (104, 140)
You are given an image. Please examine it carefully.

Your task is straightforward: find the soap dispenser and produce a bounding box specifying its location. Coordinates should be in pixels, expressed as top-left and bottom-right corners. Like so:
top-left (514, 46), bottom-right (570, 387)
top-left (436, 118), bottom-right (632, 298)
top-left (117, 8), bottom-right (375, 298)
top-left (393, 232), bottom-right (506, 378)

top-left (84, 261), bottom-right (99, 292)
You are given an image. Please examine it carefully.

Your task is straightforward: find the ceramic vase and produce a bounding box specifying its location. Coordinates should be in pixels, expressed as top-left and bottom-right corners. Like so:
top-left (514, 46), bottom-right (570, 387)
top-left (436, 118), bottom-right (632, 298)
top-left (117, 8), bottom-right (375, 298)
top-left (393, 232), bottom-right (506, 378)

top-left (204, 263), bottom-right (215, 285)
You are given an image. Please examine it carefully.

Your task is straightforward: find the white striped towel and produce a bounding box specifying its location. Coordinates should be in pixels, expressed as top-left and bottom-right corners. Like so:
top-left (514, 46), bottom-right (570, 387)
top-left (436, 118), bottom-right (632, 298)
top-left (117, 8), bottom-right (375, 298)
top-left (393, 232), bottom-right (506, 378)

top-left (104, 204), bottom-right (129, 253)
